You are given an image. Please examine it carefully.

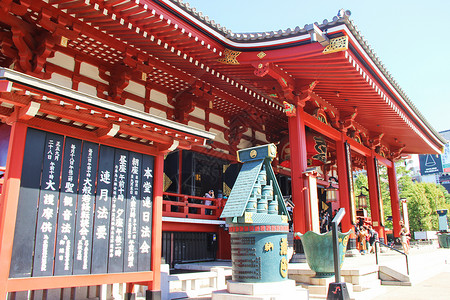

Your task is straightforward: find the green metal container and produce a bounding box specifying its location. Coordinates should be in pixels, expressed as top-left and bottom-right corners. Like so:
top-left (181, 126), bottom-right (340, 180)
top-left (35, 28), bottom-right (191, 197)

top-left (437, 232), bottom-right (450, 248)
top-left (298, 230), bottom-right (351, 277)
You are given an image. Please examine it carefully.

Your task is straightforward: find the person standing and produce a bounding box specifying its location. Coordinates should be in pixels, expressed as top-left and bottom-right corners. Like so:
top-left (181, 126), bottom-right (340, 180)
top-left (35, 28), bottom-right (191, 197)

top-left (358, 226), bottom-right (367, 254)
top-left (368, 225), bottom-right (378, 253)
top-left (204, 189), bottom-right (214, 215)
top-left (399, 221), bottom-right (410, 254)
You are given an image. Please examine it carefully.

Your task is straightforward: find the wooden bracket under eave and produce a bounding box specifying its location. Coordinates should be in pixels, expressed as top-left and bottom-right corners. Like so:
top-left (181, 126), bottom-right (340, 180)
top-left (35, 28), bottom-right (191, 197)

top-left (96, 123), bottom-right (120, 140)
top-left (5, 101), bottom-right (40, 124)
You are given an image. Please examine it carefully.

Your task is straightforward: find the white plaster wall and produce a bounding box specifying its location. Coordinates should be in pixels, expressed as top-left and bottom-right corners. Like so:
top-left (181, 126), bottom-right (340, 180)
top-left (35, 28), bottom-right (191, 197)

top-left (187, 121), bottom-right (205, 131)
top-left (124, 80), bottom-right (145, 98)
top-left (209, 113), bottom-right (225, 127)
top-left (149, 107), bottom-right (167, 118)
top-left (255, 131), bottom-right (268, 143)
top-left (79, 62), bottom-right (108, 84)
top-left (150, 89), bottom-right (169, 107)
top-left (243, 128), bottom-right (252, 138)
top-left (125, 99), bottom-right (145, 112)
top-left (210, 128), bottom-right (227, 144)
top-left (78, 82), bottom-right (97, 97)
top-left (48, 73), bottom-right (72, 88)
top-left (47, 52), bottom-right (75, 71)
top-left (238, 139), bottom-right (252, 149)
top-left (190, 107), bottom-right (205, 119)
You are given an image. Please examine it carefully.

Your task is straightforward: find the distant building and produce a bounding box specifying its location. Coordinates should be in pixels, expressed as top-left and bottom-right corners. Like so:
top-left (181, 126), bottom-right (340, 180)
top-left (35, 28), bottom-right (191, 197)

top-left (412, 130), bottom-right (450, 192)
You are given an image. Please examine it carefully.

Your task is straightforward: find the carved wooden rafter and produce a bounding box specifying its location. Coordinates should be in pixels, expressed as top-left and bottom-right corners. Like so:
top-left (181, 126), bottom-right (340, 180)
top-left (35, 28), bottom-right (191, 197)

top-left (352, 155), bottom-right (366, 170)
top-left (308, 93), bottom-right (339, 128)
top-left (253, 62), bottom-right (320, 109)
top-left (173, 93), bottom-right (195, 124)
top-left (339, 107), bottom-right (358, 132)
top-left (226, 108), bottom-right (266, 152)
top-left (169, 81), bottom-right (214, 124)
top-left (0, 0), bottom-right (85, 75)
top-left (1, 18), bottom-right (57, 76)
top-left (293, 80), bottom-right (319, 108)
top-left (367, 133), bottom-right (385, 151)
top-left (254, 63), bottom-right (294, 101)
top-left (390, 145), bottom-right (406, 160)
top-left (99, 64), bottom-right (130, 105)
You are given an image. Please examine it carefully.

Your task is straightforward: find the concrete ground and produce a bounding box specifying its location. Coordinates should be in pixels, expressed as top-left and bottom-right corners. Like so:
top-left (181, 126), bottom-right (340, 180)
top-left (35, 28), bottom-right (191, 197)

top-left (178, 243), bottom-right (450, 299)
top-left (371, 271), bottom-right (450, 300)
top-left (368, 245), bottom-right (450, 300)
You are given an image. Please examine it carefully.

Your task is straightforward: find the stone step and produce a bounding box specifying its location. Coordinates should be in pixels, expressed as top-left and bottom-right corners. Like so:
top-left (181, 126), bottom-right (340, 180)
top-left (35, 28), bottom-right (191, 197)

top-left (379, 265), bottom-right (410, 283)
top-left (381, 280), bottom-right (412, 286)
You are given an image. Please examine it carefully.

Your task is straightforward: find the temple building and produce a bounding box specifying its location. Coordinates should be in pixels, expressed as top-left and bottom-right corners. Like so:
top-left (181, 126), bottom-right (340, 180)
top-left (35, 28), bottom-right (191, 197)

top-left (0, 0), bottom-right (445, 299)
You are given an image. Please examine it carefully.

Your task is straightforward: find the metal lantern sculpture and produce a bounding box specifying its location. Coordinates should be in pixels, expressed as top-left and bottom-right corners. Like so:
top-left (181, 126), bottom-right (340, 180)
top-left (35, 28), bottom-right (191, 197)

top-left (326, 176), bottom-right (339, 202)
top-left (356, 186), bottom-right (369, 210)
top-left (220, 144), bottom-right (290, 283)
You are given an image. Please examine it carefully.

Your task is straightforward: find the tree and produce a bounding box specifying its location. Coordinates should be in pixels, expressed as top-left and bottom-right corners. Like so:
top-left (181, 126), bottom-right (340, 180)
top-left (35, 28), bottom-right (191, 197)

top-left (353, 160), bottom-right (450, 233)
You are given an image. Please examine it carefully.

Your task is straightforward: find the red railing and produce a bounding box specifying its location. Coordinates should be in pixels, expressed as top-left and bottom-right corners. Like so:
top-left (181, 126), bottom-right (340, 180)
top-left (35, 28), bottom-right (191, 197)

top-left (0, 166), bottom-right (5, 195)
top-left (162, 192), bottom-right (227, 220)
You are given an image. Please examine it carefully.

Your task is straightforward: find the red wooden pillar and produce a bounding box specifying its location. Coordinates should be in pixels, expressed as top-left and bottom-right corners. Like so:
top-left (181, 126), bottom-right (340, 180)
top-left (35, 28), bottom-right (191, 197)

top-left (335, 133), bottom-right (352, 233)
top-left (367, 152), bottom-right (384, 238)
top-left (147, 153), bottom-right (164, 298)
top-left (0, 121), bottom-right (28, 299)
top-left (388, 163), bottom-right (401, 240)
top-left (288, 107), bottom-right (310, 233)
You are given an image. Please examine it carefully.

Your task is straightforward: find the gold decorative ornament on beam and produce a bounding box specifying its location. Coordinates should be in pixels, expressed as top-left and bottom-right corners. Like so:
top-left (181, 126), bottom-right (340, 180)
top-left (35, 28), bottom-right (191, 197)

top-left (323, 36), bottom-right (349, 54)
top-left (257, 51), bottom-right (266, 59)
top-left (217, 48), bottom-right (241, 64)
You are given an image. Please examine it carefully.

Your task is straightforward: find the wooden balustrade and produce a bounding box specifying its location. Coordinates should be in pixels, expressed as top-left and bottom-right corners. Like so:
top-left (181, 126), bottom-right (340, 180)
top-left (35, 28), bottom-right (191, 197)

top-left (162, 192), bottom-right (226, 220)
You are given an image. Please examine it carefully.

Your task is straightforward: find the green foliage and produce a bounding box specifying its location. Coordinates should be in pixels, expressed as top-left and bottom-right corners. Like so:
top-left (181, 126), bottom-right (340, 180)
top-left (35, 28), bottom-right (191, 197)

top-left (398, 173), bottom-right (449, 232)
top-left (403, 183), bottom-right (434, 231)
top-left (353, 160), bottom-right (450, 233)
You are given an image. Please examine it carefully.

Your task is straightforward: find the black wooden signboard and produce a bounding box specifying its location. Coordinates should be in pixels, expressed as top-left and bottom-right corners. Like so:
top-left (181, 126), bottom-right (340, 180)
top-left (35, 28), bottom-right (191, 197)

top-left (374, 158), bottom-right (384, 227)
top-left (33, 133), bottom-right (64, 277)
top-left (345, 141), bottom-right (357, 225)
top-left (54, 137), bottom-right (82, 275)
top-left (9, 128), bottom-right (155, 278)
top-left (91, 145), bottom-right (115, 274)
top-left (108, 149), bottom-right (129, 273)
top-left (138, 154), bottom-right (154, 271)
top-left (73, 142), bottom-right (99, 274)
top-left (124, 152), bottom-right (142, 272)
top-left (9, 128), bottom-right (46, 278)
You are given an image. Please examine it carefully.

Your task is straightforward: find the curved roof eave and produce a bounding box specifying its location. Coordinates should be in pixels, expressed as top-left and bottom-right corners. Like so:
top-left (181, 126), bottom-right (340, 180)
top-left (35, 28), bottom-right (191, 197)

top-left (160, 0), bottom-right (446, 149)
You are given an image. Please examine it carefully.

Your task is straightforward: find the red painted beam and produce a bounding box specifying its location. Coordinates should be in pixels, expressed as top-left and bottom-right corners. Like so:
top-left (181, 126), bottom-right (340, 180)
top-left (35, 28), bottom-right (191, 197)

top-left (225, 42), bottom-right (324, 65)
top-left (302, 112), bottom-right (341, 141)
top-left (149, 154), bottom-right (164, 292)
top-left (388, 164), bottom-right (401, 241)
top-left (0, 121), bottom-right (28, 299)
top-left (162, 222), bottom-right (218, 233)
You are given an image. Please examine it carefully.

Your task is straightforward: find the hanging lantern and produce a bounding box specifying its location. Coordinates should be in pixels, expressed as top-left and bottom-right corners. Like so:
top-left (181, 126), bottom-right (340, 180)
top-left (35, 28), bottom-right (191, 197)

top-left (356, 186), bottom-right (369, 209)
top-left (325, 176), bottom-right (339, 202)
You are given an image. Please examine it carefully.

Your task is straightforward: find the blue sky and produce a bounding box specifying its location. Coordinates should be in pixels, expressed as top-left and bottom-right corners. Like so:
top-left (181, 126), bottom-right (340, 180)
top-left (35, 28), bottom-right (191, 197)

top-left (184, 0), bottom-right (450, 133)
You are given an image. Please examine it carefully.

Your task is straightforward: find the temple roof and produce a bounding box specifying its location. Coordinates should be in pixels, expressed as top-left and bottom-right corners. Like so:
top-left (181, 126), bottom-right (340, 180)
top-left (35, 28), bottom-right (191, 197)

top-left (161, 0), bottom-right (445, 154)
top-left (170, 1), bottom-right (441, 144)
top-left (0, 0), bottom-right (444, 156)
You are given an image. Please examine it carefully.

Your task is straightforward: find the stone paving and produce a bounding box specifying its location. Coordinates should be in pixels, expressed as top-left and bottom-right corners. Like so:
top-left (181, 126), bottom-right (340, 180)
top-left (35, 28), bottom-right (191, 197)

top-left (178, 244), bottom-right (450, 299)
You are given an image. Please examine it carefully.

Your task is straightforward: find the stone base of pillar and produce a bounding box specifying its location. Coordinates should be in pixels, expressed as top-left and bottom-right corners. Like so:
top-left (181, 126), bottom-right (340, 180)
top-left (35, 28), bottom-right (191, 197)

top-left (345, 249), bottom-right (360, 257)
top-left (289, 252), bottom-right (307, 263)
top-left (345, 237), bottom-right (359, 257)
top-left (145, 290), bottom-right (161, 300)
top-left (125, 292), bottom-right (136, 300)
top-left (211, 279), bottom-right (308, 300)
